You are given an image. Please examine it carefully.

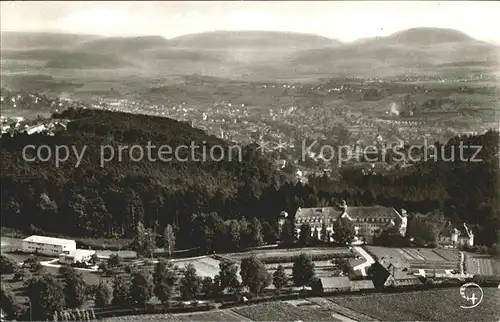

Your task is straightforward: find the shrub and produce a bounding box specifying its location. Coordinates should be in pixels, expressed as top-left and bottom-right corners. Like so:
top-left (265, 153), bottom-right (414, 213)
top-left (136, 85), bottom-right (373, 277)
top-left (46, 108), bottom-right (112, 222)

top-left (259, 252), bottom-right (355, 264)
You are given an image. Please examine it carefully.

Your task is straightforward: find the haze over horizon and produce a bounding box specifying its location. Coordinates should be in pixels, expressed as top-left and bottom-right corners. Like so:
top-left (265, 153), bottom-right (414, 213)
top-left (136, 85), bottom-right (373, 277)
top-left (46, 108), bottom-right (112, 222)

top-left (1, 1), bottom-right (500, 44)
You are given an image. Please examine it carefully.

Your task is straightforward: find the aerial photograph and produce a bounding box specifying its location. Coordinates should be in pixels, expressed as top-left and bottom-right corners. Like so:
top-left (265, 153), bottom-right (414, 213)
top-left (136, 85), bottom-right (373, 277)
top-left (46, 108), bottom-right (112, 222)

top-left (0, 1), bottom-right (499, 321)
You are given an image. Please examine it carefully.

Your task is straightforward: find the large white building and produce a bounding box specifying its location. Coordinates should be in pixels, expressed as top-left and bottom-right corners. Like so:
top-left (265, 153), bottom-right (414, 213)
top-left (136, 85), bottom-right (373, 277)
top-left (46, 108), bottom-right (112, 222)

top-left (289, 200), bottom-right (408, 244)
top-left (59, 249), bottom-right (96, 265)
top-left (22, 235), bottom-right (76, 256)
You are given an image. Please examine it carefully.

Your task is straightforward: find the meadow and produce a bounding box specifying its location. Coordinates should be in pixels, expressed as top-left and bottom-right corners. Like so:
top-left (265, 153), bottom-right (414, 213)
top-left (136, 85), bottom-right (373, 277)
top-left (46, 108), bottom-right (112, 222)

top-left (329, 288), bottom-right (500, 321)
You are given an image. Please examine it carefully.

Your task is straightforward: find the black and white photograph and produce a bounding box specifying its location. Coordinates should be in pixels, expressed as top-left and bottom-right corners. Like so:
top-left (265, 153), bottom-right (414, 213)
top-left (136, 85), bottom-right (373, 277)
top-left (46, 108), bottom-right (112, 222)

top-left (0, 1), bottom-right (499, 321)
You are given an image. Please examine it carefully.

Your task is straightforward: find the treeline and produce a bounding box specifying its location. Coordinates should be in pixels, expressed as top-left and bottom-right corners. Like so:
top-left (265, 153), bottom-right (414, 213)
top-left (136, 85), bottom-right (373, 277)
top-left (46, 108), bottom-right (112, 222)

top-left (309, 130), bottom-right (500, 246)
top-left (1, 108), bottom-right (498, 246)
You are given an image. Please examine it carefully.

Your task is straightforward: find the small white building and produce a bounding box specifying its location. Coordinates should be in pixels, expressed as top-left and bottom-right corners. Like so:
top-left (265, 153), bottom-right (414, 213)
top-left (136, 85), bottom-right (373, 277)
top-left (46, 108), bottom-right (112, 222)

top-left (59, 249), bottom-right (96, 265)
top-left (22, 235), bottom-right (76, 256)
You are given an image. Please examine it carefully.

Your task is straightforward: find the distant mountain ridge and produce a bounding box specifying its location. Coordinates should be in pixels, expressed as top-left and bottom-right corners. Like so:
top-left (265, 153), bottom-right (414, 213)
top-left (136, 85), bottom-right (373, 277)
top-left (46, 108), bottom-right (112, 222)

top-left (1, 28), bottom-right (498, 76)
top-left (168, 30), bottom-right (342, 48)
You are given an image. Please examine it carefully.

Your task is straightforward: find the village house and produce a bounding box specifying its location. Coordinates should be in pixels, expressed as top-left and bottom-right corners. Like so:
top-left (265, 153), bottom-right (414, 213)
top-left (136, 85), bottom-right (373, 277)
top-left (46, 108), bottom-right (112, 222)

top-left (438, 221), bottom-right (474, 247)
top-left (290, 200), bottom-right (408, 244)
top-left (368, 260), bottom-right (422, 288)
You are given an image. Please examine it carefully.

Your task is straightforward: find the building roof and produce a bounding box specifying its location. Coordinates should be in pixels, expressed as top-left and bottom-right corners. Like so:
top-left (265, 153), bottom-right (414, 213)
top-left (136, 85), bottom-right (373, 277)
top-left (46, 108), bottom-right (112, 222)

top-left (350, 280), bottom-right (375, 290)
top-left (345, 206), bottom-right (401, 220)
top-left (23, 235), bottom-right (75, 246)
top-left (320, 276), bottom-right (351, 289)
top-left (295, 205), bottom-right (401, 221)
top-left (62, 249), bottom-right (96, 258)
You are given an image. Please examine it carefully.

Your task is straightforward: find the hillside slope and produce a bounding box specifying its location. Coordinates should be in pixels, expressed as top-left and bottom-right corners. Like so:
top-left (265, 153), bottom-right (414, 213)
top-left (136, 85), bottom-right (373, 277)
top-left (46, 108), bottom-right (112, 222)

top-left (169, 30), bottom-right (341, 48)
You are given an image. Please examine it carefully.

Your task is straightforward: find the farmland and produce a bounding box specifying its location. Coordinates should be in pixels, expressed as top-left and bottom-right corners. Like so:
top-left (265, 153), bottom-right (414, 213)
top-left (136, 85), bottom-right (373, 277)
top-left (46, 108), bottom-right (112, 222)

top-left (176, 310), bottom-right (252, 321)
top-left (329, 288), bottom-right (500, 321)
top-left (234, 301), bottom-right (342, 321)
top-left (466, 254), bottom-right (500, 276)
top-left (224, 247), bottom-right (351, 262)
top-left (172, 257), bottom-right (224, 279)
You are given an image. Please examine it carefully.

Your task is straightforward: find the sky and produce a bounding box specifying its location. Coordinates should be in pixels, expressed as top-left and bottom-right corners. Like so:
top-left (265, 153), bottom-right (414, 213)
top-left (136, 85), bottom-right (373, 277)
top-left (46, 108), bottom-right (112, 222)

top-left (1, 1), bottom-right (500, 44)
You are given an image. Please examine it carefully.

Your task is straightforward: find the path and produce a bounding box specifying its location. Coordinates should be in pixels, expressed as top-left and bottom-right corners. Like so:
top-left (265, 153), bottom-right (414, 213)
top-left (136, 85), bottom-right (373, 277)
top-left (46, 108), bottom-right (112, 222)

top-left (352, 246), bottom-right (375, 277)
top-left (40, 259), bottom-right (99, 272)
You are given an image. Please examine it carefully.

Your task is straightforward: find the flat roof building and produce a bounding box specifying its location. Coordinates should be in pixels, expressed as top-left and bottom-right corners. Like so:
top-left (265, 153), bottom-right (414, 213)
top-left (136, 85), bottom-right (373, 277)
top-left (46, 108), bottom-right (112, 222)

top-left (22, 235), bottom-right (76, 257)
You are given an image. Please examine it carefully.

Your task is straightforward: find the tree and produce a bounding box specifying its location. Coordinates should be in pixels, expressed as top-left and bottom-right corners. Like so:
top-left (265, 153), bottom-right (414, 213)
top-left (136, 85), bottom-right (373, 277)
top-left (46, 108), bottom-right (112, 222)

top-left (201, 277), bottom-right (213, 297)
top-left (107, 254), bottom-right (121, 267)
top-left (240, 256), bottom-right (271, 295)
top-left (335, 258), bottom-right (352, 276)
top-left (1, 285), bottom-right (22, 319)
top-left (279, 219), bottom-right (296, 245)
top-left (310, 277), bottom-right (324, 295)
top-left (111, 276), bottom-right (130, 306)
top-left (332, 218), bottom-right (355, 245)
top-left (0, 255), bottom-right (19, 274)
top-left (226, 220), bottom-right (241, 251)
top-left (298, 223), bottom-right (312, 246)
top-left (249, 218), bottom-right (264, 247)
top-left (320, 223), bottom-right (329, 243)
top-left (130, 270), bottom-right (153, 305)
top-left (62, 267), bottom-right (87, 308)
top-left (375, 225), bottom-right (404, 246)
top-left (262, 221), bottom-right (278, 244)
top-left (218, 261), bottom-right (240, 294)
top-left (272, 265), bottom-right (288, 292)
top-left (133, 221), bottom-right (146, 256)
top-left (292, 253), bottom-right (315, 288)
top-left (179, 264), bottom-right (202, 300)
top-left (212, 275), bottom-right (224, 297)
top-left (94, 282), bottom-right (112, 308)
top-left (25, 274), bottom-right (65, 320)
top-left (163, 224), bottom-right (176, 257)
top-left (153, 259), bottom-right (176, 305)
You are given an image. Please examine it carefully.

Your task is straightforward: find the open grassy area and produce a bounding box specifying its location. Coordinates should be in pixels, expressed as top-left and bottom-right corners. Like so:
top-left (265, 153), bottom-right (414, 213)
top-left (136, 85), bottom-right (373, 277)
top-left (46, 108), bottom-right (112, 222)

top-left (233, 301), bottom-right (342, 321)
top-left (177, 310), bottom-right (252, 321)
top-left (466, 254), bottom-right (500, 276)
top-left (224, 247), bottom-right (350, 262)
top-left (329, 288), bottom-right (500, 321)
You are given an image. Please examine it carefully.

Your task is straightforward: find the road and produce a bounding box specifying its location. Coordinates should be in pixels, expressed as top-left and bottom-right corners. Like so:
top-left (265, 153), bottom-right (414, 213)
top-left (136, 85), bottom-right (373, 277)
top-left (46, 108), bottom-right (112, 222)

top-left (352, 246), bottom-right (375, 277)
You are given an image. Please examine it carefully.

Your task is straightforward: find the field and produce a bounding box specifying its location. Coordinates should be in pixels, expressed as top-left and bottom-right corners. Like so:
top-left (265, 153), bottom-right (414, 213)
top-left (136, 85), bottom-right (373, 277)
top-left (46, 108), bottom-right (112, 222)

top-left (102, 314), bottom-right (181, 321)
top-left (176, 310), bottom-right (252, 321)
top-left (224, 247), bottom-right (351, 262)
top-left (466, 254), bottom-right (500, 276)
top-left (172, 257), bottom-right (224, 279)
top-left (234, 301), bottom-right (342, 321)
top-left (329, 288), bottom-right (500, 321)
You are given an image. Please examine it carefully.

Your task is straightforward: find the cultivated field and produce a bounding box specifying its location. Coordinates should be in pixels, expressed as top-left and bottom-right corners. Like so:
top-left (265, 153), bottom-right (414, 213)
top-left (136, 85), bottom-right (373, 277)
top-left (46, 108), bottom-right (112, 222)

top-left (234, 301), bottom-right (342, 321)
top-left (172, 256), bottom-right (225, 279)
top-left (224, 247), bottom-right (351, 262)
top-left (329, 288), bottom-right (500, 321)
top-left (466, 254), bottom-right (500, 276)
top-left (176, 310), bottom-right (252, 321)
top-left (102, 314), bottom-right (181, 321)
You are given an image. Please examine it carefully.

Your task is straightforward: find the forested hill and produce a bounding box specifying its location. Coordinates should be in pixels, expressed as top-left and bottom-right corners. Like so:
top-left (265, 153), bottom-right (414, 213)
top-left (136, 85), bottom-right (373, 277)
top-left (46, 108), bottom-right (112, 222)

top-left (0, 108), bottom-right (283, 245)
top-left (1, 109), bottom-right (498, 247)
top-left (310, 129), bottom-right (500, 246)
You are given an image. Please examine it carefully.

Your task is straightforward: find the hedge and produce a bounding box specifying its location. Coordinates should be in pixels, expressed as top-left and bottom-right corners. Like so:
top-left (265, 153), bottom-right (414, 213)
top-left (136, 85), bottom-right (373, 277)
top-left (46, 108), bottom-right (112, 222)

top-left (259, 252), bottom-right (355, 264)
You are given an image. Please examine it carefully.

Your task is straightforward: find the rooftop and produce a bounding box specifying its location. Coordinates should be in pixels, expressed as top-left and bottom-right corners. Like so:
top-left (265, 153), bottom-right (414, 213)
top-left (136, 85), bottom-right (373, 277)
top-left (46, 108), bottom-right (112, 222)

top-left (295, 205), bottom-right (401, 220)
top-left (62, 249), bottom-right (96, 258)
top-left (320, 276), bottom-right (351, 289)
top-left (23, 235), bottom-right (76, 246)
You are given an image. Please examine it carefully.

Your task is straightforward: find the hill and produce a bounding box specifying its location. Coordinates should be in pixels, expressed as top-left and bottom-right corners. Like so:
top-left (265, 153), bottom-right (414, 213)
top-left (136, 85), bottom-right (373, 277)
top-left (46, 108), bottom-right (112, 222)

top-left (169, 30), bottom-right (341, 48)
top-left (356, 27), bottom-right (477, 46)
top-left (0, 31), bottom-right (99, 49)
top-left (289, 28), bottom-right (500, 75)
top-left (1, 108), bottom-right (282, 241)
top-left (75, 36), bottom-right (170, 54)
top-left (45, 52), bottom-right (131, 69)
